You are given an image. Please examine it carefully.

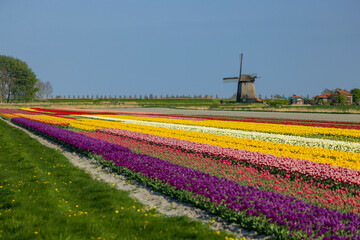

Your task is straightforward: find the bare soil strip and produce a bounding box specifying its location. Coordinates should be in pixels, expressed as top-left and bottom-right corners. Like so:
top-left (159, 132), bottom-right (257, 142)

top-left (103, 107), bottom-right (360, 122)
top-left (4, 119), bottom-right (272, 240)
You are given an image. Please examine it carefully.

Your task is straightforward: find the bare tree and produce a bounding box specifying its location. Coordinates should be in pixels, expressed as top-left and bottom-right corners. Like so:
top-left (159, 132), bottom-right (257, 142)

top-left (322, 88), bottom-right (334, 94)
top-left (43, 81), bottom-right (53, 99)
top-left (35, 80), bottom-right (45, 99)
top-left (274, 94), bottom-right (282, 99)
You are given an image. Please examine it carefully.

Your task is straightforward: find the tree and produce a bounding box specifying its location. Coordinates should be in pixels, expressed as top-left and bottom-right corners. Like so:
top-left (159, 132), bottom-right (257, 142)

top-left (42, 81), bottom-right (53, 99)
top-left (337, 94), bottom-right (346, 105)
top-left (274, 94), bottom-right (282, 99)
top-left (35, 80), bottom-right (45, 99)
top-left (322, 88), bottom-right (334, 94)
top-left (351, 88), bottom-right (360, 104)
top-left (0, 55), bottom-right (39, 102)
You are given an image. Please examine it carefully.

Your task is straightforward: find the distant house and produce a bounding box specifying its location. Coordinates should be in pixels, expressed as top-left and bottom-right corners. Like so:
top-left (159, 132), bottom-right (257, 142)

top-left (317, 93), bottom-right (332, 104)
top-left (336, 89), bottom-right (353, 104)
top-left (316, 89), bottom-right (353, 105)
top-left (289, 95), bottom-right (304, 105)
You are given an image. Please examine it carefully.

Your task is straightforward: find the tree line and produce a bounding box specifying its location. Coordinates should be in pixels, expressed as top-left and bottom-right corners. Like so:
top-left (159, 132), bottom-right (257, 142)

top-left (56, 94), bottom-right (219, 100)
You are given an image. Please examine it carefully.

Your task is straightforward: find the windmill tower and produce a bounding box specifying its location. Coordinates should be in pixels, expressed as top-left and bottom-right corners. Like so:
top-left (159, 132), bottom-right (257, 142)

top-left (223, 53), bottom-right (259, 103)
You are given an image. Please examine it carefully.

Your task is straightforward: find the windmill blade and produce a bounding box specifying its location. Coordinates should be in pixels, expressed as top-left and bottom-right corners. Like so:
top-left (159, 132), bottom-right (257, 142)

top-left (238, 53), bottom-right (243, 79)
top-left (223, 77), bottom-right (239, 83)
top-left (223, 79), bottom-right (238, 83)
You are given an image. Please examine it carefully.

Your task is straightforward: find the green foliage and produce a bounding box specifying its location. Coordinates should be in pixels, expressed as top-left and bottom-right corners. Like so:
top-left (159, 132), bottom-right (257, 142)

top-left (0, 55), bottom-right (39, 103)
top-left (0, 119), bottom-right (229, 240)
top-left (336, 94), bottom-right (346, 105)
top-left (351, 88), bottom-right (360, 104)
top-left (263, 99), bottom-right (289, 106)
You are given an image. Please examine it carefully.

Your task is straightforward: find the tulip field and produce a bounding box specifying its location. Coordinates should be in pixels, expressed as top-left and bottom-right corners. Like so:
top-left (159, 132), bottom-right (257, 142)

top-left (1, 107), bottom-right (360, 239)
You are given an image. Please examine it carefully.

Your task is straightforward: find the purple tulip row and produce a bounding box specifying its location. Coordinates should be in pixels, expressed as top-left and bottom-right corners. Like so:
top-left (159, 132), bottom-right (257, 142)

top-left (98, 128), bottom-right (360, 187)
top-left (12, 117), bottom-right (360, 238)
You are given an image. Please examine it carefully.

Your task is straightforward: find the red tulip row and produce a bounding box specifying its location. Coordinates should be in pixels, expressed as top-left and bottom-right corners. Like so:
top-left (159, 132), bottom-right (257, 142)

top-left (30, 108), bottom-right (117, 116)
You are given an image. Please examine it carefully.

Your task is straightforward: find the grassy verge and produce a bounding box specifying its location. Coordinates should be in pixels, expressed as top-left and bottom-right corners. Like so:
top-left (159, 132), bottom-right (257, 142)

top-left (0, 119), bottom-right (232, 240)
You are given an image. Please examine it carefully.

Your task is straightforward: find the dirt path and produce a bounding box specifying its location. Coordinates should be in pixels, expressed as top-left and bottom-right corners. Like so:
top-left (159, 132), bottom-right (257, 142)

top-left (4, 119), bottom-right (272, 240)
top-left (103, 107), bottom-right (360, 122)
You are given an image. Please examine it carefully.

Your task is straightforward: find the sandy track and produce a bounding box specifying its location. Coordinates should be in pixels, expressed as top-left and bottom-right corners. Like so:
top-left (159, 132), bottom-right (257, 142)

top-left (4, 119), bottom-right (272, 240)
top-left (102, 107), bottom-right (360, 122)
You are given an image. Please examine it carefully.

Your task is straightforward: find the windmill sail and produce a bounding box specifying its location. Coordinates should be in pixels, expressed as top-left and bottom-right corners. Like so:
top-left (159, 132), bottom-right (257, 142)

top-left (222, 53), bottom-right (260, 103)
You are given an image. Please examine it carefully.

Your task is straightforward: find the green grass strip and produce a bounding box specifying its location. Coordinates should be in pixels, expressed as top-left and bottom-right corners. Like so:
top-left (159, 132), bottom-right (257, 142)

top-left (0, 119), bottom-right (232, 240)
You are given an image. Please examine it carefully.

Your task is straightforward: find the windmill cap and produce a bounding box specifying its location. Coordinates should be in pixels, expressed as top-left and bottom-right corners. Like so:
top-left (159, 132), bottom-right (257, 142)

top-left (240, 74), bottom-right (256, 82)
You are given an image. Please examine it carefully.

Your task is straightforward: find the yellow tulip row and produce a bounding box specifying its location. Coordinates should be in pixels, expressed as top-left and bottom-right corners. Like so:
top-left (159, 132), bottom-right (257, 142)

top-left (13, 114), bottom-right (70, 126)
top-left (20, 108), bottom-right (38, 112)
top-left (93, 115), bottom-right (360, 139)
top-left (44, 116), bottom-right (360, 171)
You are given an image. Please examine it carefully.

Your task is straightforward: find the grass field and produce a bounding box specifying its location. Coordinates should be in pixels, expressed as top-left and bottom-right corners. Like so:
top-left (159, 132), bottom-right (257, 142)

top-left (0, 119), bottom-right (233, 240)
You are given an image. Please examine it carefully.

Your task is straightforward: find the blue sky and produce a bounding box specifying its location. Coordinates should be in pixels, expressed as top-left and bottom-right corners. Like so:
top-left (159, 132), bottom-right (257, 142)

top-left (0, 1), bottom-right (359, 98)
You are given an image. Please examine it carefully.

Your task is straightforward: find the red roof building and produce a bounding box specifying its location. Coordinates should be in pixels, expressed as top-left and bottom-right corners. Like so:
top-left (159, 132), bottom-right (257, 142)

top-left (317, 89), bottom-right (353, 104)
top-left (336, 89), bottom-right (353, 104)
top-left (289, 95), bottom-right (304, 105)
top-left (318, 93), bottom-right (332, 99)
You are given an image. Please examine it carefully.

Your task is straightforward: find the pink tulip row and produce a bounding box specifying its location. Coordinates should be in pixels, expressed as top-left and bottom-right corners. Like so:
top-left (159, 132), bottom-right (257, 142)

top-left (97, 128), bottom-right (360, 186)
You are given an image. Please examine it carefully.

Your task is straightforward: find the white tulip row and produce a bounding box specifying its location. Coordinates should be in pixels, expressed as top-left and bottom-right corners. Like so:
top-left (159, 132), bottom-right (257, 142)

top-left (82, 115), bottom-right (360, 153)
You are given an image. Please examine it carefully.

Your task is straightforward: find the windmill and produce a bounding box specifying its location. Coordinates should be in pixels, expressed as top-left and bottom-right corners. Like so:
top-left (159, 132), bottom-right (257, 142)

top-left (223, 53), bottom-right (259, 103)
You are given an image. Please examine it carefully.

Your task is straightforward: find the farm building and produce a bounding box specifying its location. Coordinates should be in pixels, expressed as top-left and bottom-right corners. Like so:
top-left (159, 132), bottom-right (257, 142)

top-left (336, 89), bottom-right (353, 104)
top-left (317, 89), bottom-right (353, 105)
top-left (289, 95), bottom-right (304, 105)
top-left (317, 93), bottom-right (332, 104)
